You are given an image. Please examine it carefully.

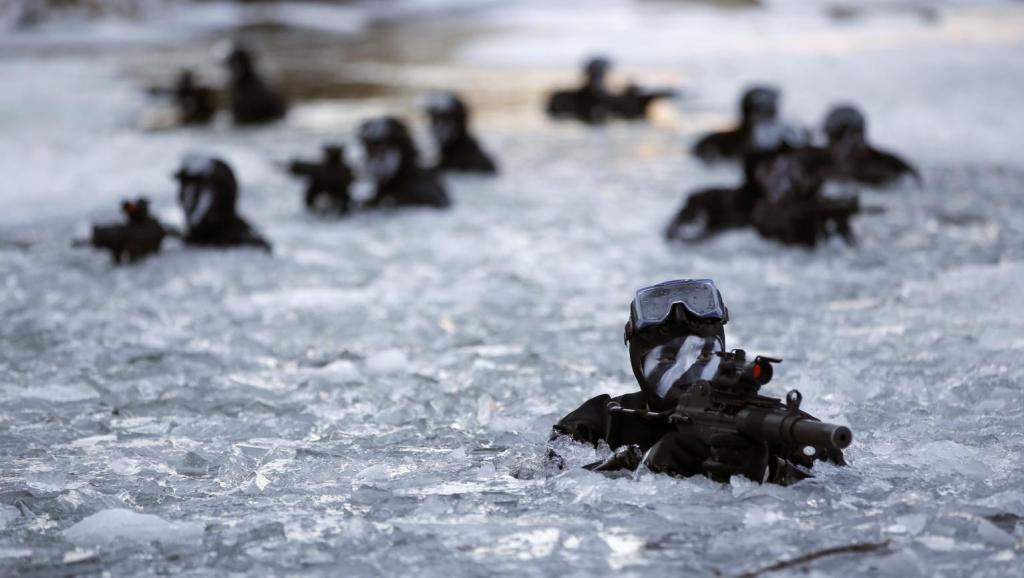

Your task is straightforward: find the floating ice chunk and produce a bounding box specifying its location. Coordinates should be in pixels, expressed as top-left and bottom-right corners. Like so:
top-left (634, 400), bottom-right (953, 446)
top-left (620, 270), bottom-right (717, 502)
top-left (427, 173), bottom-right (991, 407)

top-left (355, 463), bottom-right (391, 482)
top-left (976, 519), bottom-right (1017, 548)
top-left (27, 471), bottom-right (69, 494)
top-left (70, 434), bottom-right (116, 448)
top-left (18, 384), bottom-right (97, 402)
top-left (875, 549), bottom-right (926, 577)
top-left (241, 472), bottom-right (273, 494)
top-left (62, 549), bottom-right (98, 564)
top-left (109, 458), bottom-right (140, 476)
top-left (365, 349), bottom-right (408, 376)
top-left (743, 507), bottom-right (786, 527)
top-left (0, 505), bottom-right (19, 529)
top-left (477, 394), bottom-right (496, 427)
top-left (897, 512), bottom-right (929, 537)
top-left (64, 509), bottom-right (203, 547)
top-left (319, 359), bottom-right (362, 382)
top-left (917, 535), bottom-right (958, 551)
top-left (176, 452), bottom-right (216, 477)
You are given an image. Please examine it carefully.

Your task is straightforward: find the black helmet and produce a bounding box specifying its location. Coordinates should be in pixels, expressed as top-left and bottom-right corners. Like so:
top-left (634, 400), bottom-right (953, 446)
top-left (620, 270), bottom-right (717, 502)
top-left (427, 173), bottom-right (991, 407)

top-left (359, 117), bottom-right (418, 181)
top-left (423, 92), bottom-right (468, 119)
top-left (224, 42), bottom-right (257, 80)
top-left (584, 56), bottom-right (611, 77)
top-left (740, 86), bottom-right (780, 125)
top-left (175, 155), bottom-right (238, 237)
top-left (824, 104), bottom-right (866, 143)
top-left (423, 92), bottom-right (470, 145)
top-left (359, 116), bottom-right (415, 149)
top-left (624, 280), bottom-right (729, 409)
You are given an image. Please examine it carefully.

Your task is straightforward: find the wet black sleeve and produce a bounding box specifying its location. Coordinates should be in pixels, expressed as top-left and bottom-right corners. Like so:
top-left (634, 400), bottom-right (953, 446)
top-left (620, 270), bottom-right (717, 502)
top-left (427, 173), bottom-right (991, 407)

top-left (552, 394), bottom-right (610, 447)
top-left (552, 392), bottom-right (671, 452)
top-left (692, 131), bottom-right (741, 162)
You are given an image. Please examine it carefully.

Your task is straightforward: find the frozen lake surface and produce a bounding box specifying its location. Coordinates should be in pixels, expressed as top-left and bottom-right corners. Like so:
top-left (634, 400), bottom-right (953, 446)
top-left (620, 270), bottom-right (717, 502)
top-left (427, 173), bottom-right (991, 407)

top-left (1, 1), bottom-right (1023, 576)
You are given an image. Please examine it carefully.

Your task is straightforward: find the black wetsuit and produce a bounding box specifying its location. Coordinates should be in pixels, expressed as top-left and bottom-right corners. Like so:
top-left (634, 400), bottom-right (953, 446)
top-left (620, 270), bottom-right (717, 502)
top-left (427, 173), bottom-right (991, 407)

top-left (665, 184), bottom-right (762, 241)
top-left (231, 74), bottom-right (286, 125)
top-left (824, 146), bottom-right (919, 187)
top-left (438, 135), bottom-right (498, 174)
top-left (692, 126), bottom-right (752, 162)
top-left (184, 216), bottom-right (270, 251)
top-left (368, 166), bottom-right (450, 209)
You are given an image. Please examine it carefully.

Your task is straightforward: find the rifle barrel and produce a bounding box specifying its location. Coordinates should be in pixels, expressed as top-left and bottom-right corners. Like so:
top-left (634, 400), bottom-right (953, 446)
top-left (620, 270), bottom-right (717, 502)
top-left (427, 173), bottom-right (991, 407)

top-left (736, 407), bottom-right (852, 451)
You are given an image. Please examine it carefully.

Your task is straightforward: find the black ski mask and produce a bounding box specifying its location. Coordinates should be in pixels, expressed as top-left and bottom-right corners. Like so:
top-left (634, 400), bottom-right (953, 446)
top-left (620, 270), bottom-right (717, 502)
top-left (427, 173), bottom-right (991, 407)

top-left (624, 279), bottom-right (729, 411)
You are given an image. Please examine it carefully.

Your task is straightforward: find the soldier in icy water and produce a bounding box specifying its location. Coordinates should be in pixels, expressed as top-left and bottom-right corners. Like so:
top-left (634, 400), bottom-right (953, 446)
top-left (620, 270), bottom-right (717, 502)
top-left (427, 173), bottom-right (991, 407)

top-left (818, 104), bottom-right (919, 187)
top-left (175, 155), bottom-right (271, 250)
top-left (358, 117), bottom-right (450, 209)
top-left (668, 121), bottom-right (811, 242)
top-left (286, 145), bottom-right (354, 215)
top-left (692, 85), bottom-right (781, 162)
top-left (423, 92), bottom-right (498, 175)
top-left (147, 69), bottom-right (216, 125)
top-left (547, 56), bottom-right (674, 124)
top-left (667, 121), bottom-right (865, 247)
top-left (224, 43), bottom-right (287, 125)
top-left (552, 279), bottom-right (847, 484)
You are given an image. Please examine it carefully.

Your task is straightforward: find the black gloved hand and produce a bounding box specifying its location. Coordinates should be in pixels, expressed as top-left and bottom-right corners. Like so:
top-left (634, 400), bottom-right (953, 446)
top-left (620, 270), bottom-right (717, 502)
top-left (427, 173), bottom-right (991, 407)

top-left (642, 432), bottom-right (710, 478)
top-left (703, 432), bottom-right (770, 483)
top-left (584, 445), bottom-right (644, 474)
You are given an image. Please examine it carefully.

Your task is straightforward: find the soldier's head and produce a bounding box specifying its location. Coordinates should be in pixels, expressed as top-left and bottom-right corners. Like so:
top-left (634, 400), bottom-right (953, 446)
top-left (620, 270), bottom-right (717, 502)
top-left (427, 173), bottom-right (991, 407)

top-left (583, 56), bottom-right (611, 89)
top-left (224, 42), bottom-right (257, 83)
top-left (740, 86), bottom-right (780, 127)
top-left (624, 279), bottom-right (729, 409)
top-left (177, 69), bottom-right (196, 90)
top-left (358, 116), bottom-right (417, 182)
top-left (824, 104), bottom-right (868, 156)
top-left (423, 92), bottom-right (469, 146)
top-left (174, 155), bottom-right (238, 235)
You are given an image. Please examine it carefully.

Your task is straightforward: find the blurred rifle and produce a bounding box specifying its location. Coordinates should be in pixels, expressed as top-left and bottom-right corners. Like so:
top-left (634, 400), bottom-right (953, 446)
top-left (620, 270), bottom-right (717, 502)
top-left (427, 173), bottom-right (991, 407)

top-left (607, 349), bottom-right (851, 480)
top-left (73, 198), bottom-right (172, 264)
top-left (278, 150), bottom-right (353, 212)
top-left (611, 85), bottom-right (676, 118)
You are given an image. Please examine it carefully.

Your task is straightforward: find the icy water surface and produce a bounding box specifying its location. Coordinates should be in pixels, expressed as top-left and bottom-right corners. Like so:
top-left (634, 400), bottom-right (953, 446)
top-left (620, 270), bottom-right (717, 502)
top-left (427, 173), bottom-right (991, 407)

top-left (1, 1), bottom-right (1024, 576)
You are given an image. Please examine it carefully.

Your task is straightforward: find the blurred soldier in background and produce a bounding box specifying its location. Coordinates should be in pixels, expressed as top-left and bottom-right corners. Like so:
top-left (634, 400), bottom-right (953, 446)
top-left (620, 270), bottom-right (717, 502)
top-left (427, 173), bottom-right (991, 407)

top-left (359, 117), bottom-right (450, 209)
top-left (423, 92), bottom-right (498, 174)
top-left (147, 69), bottom-right (215, 125)
top-left (224, 43), bottom-right (287, 125)
top-left (548, 56), bottom-right (613, 124)
top-left (175, 155), bottom-right (271, 250)
top-left (820, 104), bottom-right (919, 187)
top-left (286, 145), bottom-right (353, 215)
top-left (76, 197), bottom-right (167, 264)
top-left (547, 56), bottom-right (674, 124)
top-left (669, 121), bottom-right (864, 247)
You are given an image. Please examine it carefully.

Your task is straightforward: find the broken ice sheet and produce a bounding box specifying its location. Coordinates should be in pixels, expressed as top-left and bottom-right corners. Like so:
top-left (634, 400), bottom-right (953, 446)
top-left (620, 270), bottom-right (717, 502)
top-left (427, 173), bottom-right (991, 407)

top-left (64, 509), bottom-right (204, 547)
top-left (175, 451), bottom-right (218, 477)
